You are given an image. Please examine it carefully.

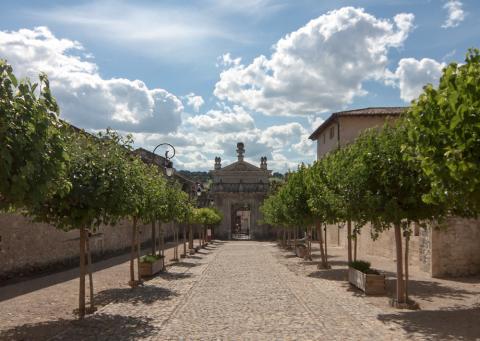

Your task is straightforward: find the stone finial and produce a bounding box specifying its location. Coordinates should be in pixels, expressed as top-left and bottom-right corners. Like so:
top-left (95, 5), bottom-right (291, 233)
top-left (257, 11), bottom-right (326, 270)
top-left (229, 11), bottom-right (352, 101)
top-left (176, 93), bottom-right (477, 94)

top-left (236, 142), bottom-right (245, 161)
top-left (260, 156), bottom-right (267, 170)
top-left (215, 156), bottom-right (222, 170)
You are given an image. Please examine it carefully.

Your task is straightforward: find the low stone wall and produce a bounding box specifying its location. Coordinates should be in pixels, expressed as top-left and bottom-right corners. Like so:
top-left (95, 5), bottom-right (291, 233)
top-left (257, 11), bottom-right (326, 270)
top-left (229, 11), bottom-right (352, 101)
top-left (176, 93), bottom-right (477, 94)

top-left (0, 213), bottom-right (180, 281)
top-left (324, 218), bottom-right (480, 278)
top-left (431, 217), bottom-right (480, 277)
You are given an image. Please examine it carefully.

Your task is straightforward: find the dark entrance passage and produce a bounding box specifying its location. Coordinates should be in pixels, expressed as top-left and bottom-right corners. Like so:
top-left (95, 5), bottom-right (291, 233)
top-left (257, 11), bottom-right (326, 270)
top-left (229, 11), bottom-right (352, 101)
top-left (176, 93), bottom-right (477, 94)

top-left (231, 204), bottom-right (251, 240)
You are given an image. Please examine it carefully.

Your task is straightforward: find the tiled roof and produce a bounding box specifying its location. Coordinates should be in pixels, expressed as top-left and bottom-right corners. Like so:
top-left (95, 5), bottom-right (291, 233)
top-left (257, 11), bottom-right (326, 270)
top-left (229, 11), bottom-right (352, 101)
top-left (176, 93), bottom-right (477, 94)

top-left (308, 107), bottom-right (407, 140)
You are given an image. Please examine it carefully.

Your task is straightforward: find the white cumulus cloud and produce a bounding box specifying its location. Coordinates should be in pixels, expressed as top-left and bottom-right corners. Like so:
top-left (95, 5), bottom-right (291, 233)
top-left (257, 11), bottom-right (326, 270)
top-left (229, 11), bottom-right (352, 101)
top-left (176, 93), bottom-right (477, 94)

top-left (390, 58), bottom-right (445, 102)
top-left (187, 105), bottom-right (255, 132)
top-left (442, 1), bottom-right (465, 28)
top-left (214, 7), bottom-right (415, 117)
top-left (184, 93), bottom-right (205, 112)
top-left (0, 27), bottom-right (184, 134)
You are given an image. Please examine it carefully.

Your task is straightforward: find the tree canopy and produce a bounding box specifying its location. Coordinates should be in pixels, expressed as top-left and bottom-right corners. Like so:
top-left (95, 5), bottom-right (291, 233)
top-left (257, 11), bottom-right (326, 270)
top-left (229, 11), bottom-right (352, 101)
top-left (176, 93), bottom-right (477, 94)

top-left (405, 48), bottom-right (480, 216)
top-left (0, 60), bottom-right (69, 210)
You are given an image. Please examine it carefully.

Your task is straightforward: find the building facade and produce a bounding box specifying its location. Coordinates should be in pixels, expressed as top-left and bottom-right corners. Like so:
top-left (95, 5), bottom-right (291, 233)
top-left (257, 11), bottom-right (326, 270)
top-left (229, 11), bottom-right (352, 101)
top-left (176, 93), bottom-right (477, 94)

top-left (210, 143), bottom-right (273, 240)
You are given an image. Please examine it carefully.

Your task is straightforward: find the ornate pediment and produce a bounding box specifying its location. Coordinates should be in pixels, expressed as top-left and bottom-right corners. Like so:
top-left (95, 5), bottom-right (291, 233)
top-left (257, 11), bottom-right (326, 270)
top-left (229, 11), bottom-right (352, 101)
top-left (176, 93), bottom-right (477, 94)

top-left (218, 160), bottom-right (263, 172)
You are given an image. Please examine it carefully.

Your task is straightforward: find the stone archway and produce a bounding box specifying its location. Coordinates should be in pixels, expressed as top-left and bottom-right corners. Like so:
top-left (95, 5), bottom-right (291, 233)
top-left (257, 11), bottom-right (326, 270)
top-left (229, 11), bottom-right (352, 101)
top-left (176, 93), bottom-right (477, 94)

top-left (231, 203), bottom-right (251, 240)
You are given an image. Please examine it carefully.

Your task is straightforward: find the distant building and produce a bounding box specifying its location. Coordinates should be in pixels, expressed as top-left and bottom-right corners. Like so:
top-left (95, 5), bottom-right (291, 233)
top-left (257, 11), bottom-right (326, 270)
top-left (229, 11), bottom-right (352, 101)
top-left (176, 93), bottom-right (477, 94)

top-left (210, 143), bottom-right (273, 240)
top-left (309, 107), bottom-right (405, 158)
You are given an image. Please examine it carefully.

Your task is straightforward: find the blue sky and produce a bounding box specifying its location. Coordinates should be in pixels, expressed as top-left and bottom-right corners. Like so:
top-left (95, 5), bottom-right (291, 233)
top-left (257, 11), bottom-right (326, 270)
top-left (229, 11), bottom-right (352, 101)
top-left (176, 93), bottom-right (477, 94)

top-left (0, 0), bottom-right (478, 171)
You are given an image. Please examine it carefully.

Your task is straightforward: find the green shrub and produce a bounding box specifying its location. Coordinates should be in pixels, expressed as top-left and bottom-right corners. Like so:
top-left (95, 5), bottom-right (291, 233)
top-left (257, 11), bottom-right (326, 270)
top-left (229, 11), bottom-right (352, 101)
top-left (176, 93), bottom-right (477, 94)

top-left (349, 260), bottom-right (379, 274)
top-left (140, 254), bottom-right (164, 263)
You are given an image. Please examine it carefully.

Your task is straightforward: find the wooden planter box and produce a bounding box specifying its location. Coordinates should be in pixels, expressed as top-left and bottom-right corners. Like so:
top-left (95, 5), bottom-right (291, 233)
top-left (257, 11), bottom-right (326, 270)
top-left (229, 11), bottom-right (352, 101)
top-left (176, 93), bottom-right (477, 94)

top-left (295, 244), bottom-right (307, 258)
top-left (139, 258), bottom-right (164, 277)
top-left (348, 267), bottom-right (385, 295)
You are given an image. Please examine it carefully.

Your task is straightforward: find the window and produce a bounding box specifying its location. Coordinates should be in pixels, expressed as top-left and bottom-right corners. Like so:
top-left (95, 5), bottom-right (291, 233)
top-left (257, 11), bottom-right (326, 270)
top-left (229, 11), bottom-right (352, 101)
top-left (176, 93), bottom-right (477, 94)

top-left (323, 134), bottom-right (326, 144)
top-left (329, 126), bottom-right (335, 139)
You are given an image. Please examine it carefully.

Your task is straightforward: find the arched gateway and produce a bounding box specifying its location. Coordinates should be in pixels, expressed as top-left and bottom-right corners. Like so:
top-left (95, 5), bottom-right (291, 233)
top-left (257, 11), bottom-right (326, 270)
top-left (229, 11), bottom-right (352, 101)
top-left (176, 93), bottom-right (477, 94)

top-left (210, 143), bottom-right (274, 240)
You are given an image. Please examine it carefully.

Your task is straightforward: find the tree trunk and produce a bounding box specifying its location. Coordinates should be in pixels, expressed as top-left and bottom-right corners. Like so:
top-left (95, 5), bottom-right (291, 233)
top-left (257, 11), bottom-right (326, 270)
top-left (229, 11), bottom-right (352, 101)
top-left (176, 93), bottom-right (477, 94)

top-left (189, 224), bottom-right (193, 250)
top-left (129, 218), bottom-right (136, 287)
top-left (79, 226), bottom-right (86, 319)
top-left (151, 220), bottom-right (156, 255)
top-left (394, 223), bottom-right (406, 304)
top-left (282, 227), bottom-right (286, 247)
top-left (354, 231), bottom-right (357, 262)
top-left (136, 218), bottom-right (141, 282)
top-left (307, 225), bottom-right (312, 261)
top-left (347, 220), bottom-right (352, 264)
top-left (174, 224), bottom-right (178, 260)
top-left (85, 231), bottom-right (94, 313)
top-left (405, 233), bottom-right (410, 302)
top-left (182, 224), bottom-right (187, 257)
top-left (159, 222), bottom-right (164, 258)
top-left (337, 225), bottom-right (340, 246)
top-left (324, 224), bottom-right (328, 260)
top-left (294, 226), bottom-right (297, 253)
top-left (315, 221), bottom-right (328, 268)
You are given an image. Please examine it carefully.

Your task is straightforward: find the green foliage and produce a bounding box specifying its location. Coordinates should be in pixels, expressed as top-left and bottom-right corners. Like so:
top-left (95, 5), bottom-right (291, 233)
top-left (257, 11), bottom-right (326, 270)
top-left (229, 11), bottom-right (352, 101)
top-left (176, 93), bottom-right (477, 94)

top-left (140, 254), bottom-right (164, 263)
top-left (349, 260), bottom-right (379, 275)
top-left (260, 187), bottom-right (288, 227)
top-left (305, 155), bottom-right (343, 225)
top-left (29, 129), bottom-right (140, 230)
top-left (352, 124), bottom-right (444, 234)
top-left (191, 207), bottom-right (222, 226)
top-left (405, 48), bottom-right (480, 216)
top-left (0, 60), bottom-right (69, 210)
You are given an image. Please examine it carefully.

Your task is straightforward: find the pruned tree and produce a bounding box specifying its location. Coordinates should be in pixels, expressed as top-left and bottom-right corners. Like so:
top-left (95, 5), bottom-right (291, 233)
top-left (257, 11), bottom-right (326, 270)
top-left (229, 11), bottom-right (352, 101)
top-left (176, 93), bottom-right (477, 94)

top-left (30, 129), bottom-right (138, 318)
top-left (352, 124), bottom-right (444, 305)
top-left (0, 60), bottom-right (69, 210)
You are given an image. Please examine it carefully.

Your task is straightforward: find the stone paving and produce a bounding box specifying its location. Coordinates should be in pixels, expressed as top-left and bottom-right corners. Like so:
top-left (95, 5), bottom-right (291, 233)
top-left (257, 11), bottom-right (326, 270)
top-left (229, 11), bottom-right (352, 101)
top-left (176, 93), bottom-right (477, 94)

top-left (1, 240), bottom-right (415, 341)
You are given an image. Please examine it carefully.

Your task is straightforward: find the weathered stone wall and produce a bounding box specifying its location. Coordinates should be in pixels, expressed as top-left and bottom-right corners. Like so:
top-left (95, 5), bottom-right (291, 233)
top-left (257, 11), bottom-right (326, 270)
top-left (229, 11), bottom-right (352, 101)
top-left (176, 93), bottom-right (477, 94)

top-left (325, 223), bottom-right (421, 267)
top-left (419, 226), bottom-right (432, 273)
top-left (431, 217), bottom-right (480, 277)
top-left (0, 213), bottom-right (178, 279)
top-left (324, 219), bottom-right (480, 277)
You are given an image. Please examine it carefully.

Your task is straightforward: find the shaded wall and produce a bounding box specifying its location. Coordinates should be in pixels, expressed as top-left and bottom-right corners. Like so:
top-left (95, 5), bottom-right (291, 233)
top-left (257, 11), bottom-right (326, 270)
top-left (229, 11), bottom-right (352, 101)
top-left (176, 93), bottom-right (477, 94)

top-left (0, 213), bottom-right (179, 280)
top-left (324, 218), bottom-right (480, 277)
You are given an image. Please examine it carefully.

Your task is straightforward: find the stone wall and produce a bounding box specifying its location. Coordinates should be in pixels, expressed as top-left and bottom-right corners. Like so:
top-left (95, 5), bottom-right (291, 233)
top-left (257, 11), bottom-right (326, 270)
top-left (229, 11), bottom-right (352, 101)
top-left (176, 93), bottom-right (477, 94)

top-left (325, 223), bottom-right (421, 267)
top-left (431, 217), bottom-right (480, 277)
top-left (0, 213), bottom-right (178, 280)
top-left (324, 218), bottom-right (480, 277)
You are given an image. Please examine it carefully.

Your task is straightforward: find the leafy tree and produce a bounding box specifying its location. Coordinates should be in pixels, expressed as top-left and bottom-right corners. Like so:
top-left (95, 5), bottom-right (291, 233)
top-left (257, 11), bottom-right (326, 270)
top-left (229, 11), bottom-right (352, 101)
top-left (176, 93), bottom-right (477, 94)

top-left (329, 140), bottom-right (371, 263)
top-left (30, 129), bottom-right (139, 317)
top-left (0, 60), bottom-right (69, 209)
top-left (405, 48), bottom-right (480, 215)
top-left (305, 156), bottom-right (343, 268)
top-left (352, 124), bottom-right (444, 304)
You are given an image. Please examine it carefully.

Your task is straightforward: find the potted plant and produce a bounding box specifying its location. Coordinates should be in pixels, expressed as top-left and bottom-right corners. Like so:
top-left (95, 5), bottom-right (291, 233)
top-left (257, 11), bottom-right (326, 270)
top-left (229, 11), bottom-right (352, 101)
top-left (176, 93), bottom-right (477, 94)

top-left (139, 254), bottom-right (165, 277)
top-left (348, 260), bottom-right (385, 295)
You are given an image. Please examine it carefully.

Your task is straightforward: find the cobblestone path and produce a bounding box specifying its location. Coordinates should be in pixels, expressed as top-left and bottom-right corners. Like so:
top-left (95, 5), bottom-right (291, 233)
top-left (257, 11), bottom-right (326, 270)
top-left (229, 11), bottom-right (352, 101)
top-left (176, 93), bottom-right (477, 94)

top-left (5, 241), bottom-right (409, 340)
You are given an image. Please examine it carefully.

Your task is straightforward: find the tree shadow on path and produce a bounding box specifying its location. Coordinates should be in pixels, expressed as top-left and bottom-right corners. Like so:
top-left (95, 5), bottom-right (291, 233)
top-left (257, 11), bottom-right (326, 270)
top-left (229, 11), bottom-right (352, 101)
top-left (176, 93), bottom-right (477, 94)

top-left (173, 261), bottom-right (200, 268)
top-left (0, 313), bottom-right (155, 341)
top-left (378, 305), bottom-right (480, 341)
top-left (95, 285), bottom-right (178, 306)
top-left (155, 271), bottom-right (193, 281)
top-left (382, 275), bottom-right (477, 302)
top-left (308, 268), bottom-right (348, 282)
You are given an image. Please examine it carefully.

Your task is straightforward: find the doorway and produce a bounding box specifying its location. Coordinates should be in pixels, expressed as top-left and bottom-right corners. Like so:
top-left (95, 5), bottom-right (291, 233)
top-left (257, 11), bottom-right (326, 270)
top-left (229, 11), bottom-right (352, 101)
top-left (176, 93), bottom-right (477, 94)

top-left (231, 204), bottom-right (251, 240)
